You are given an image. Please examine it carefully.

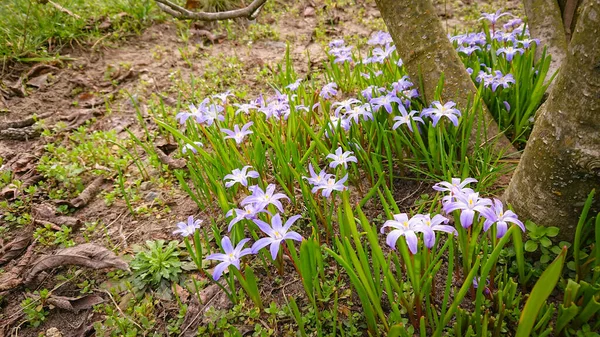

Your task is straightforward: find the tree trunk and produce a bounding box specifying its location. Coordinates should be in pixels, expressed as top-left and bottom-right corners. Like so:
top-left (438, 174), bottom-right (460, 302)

top-left (373, 0), bottom-right (516, 156)
top-left (523, 0), bottom-right (568, 86)
top-left (505, 0), bottom-right (600, 241)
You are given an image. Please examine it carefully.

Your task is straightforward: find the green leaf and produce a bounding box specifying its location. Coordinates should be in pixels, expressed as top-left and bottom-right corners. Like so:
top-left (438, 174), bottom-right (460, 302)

top-left (525, 221), bottom-right (536, 232)
top-left (525, 240), bottom-right (538, 252)
top-left (540, 254), bottom-right (551, 264)
top-left (516, 247), bottom-right (567, 337)
top-left (540, 237), bottom-right (552, 248)
top-left (545, 227), bottom-right (559, 237)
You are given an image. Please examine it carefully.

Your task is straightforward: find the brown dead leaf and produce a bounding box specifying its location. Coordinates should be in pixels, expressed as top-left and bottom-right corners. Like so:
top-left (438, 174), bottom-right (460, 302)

top-left (24, 243), bottom-right (129, 284)
top-left (184, 0), bottom-right (200, 9)
top-left (0, 234), bottom-right (32, 266)
top-left (7, 152), bottom-right (37, 173)
top-left (32, 203), bottom-right (82, 229)
top-left (1, 174), bottom-right (43, 200)
top-left (173, 283), bottom-right (189, 304)
top-left (0, 241), bottom-right (36, 292)
top-left (46, 294), bottom-right (104, 313)
top-left (27, 73), bottom-right (50, 89)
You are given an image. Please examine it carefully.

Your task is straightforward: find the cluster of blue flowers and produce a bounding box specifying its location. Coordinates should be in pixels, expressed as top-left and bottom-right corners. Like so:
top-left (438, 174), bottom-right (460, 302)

top-left (174, 167), bottom-right (303, 280)
top-left (381, 177), bottom-right (525, 254)
top-left (301, 146), bottom-right (356, 198)
top-left (170, 10), bottom-right (535, 281)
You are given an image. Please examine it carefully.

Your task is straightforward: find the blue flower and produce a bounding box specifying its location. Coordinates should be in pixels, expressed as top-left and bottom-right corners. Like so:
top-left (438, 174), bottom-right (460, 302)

top-left (205, 237), bottom-right (252, 280)
top-left (173, 215), bottom-right (202, 237)
top-left (251, 214), bottom-right (303, 259)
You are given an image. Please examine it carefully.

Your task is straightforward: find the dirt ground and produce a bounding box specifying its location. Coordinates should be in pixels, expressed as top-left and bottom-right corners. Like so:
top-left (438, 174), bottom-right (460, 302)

top-left (0, 0), bottom-right (523, 335)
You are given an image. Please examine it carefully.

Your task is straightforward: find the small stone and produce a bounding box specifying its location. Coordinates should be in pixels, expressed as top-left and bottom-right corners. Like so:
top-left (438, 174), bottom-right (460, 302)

top-left (45, 328), bottom-right (62, 337)
top-left (303, 6), bottom-right (315, 17)
top-left (140, 181), bottom-right (154, 191)
top-left (144, 191), bottom-right (160, 201)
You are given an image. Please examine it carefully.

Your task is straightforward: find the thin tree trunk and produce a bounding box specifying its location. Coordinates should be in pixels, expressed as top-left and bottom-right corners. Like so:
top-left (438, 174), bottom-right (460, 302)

top-left (523, 0), bottom-right (568, 86)
top-left (505, 0), bottom-right (600, 241)
top-left (373, 0), bottom-right (516, 156)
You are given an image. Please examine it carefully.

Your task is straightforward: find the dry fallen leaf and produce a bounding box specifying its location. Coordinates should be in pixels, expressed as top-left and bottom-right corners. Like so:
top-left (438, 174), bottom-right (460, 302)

top-left (46, 294), bottom-right (104, 313)
top-left (0, 242), bottom-right (36, 292)
top-left (0, 233), bottom-right (32, 266)
top-left (24, 243), bottom-right (129, 284)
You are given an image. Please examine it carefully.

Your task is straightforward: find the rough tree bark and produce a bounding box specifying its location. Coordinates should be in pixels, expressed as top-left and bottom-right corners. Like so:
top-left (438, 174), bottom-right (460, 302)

top-left (505, 0), bottom-right (600, 241)
top-left (523, 0), bottom-right (568, 85)
top-left (373, 0), bottom-right (516, 156)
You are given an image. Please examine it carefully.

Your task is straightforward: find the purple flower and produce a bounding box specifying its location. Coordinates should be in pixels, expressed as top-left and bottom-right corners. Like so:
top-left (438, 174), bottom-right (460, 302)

top-left (370, 93), bottom-right (402, 114)
top-left (203, 103), bottom-right (225, 126)
top-left (479, 10), bottom-right (511, 25)
top-left (368, 31), bottom-right (393, 46)
top-left (212, 90), bottom-right (233, 104)
top-left (329, 39), bottom-right (346, 48)
top-left (251, 214), bottom-right (303, 259)
top-left (329, 46), bottom-right (353, 64)
top-left (457, 45), bottom-right (481, 55)
top-left (312, 174), bottom-right (348, 198)
top-left (415, 214), bottom-right (457, 249)
top-left (241, 184), bottom-right (289, 212)
top-left (345, 104), bottom-right (373, 124)
top-left (380, 213), bottom-right (432, 254)
top-left (519, 38), bottom-right (540, 49)
top-left (491, 74), bottom-right (515, 92)
top-left (320, 82), bottom-right (338, 100)
top-left (496, 46), bottom-right (524, 62)
top-left (361, 71), bottom-right (383, 79)
top-left (392, 106), bottom-right (423, 132)
top-left (328, 115), bottom-right (351, 134)
top-left (222, 122), bottom-right (254, 144)
top-left (371, 44), bottom-right (396, 63)
top-left (494, 30), bottom-right (517, 43)
top-left (333, 98), bottom-right (362, 115)
top-left (303, 163), bottom-right (332, 187)
top-left (233, 102), bottom-right (258, 115)
top-left (391, 76), bottom-right (414, 93)
top-left (421, 101), bottom-right (462, 127)
top-left (205, 237), bottom-right (252, 280)
top-left (361, 86), bottom-right (385, 100)
top-left (503, 101), bottom-right (511, 112)
top-left (225, 204), bottom-right (267, 232)
top-left (224, 166), bottom-right (259, 188)
top-left (480, 198), bottom-right (525, 238)
top-left (173, 215), bottom-right (202, 237)
top-left (182, 141), bottom-right (204, 155)
top-left (433, 177), bottom-right (478, 204)
top-left (326, 147), bottom-right (358, 169)
top-left (473, 276), bottom-right (491, 294)
top-left (443, 192), bottom-right (492, 228)
top-left (260, 100), bottom-right (290, 120)
top-left (503, 18), bottom-right (523, 30)
top-left (176, 111), bottom-right (192, 125)
top-left (286, 79), bottom-right (302, 91)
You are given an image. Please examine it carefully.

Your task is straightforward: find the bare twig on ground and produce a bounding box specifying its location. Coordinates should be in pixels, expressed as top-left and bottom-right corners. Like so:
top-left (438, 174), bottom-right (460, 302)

top-left (0, 127), bottom-right (41, 140)
top-left (154, 0), bottom-right (267, 21)
top-left (46, 0), bottom-right (82, 19)
top-left (153, 145), bottom-right (186, 169)
top-left (0, 111), bottom-right (54, 130)
top-left (68, 176), bottom-right (105, 208)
